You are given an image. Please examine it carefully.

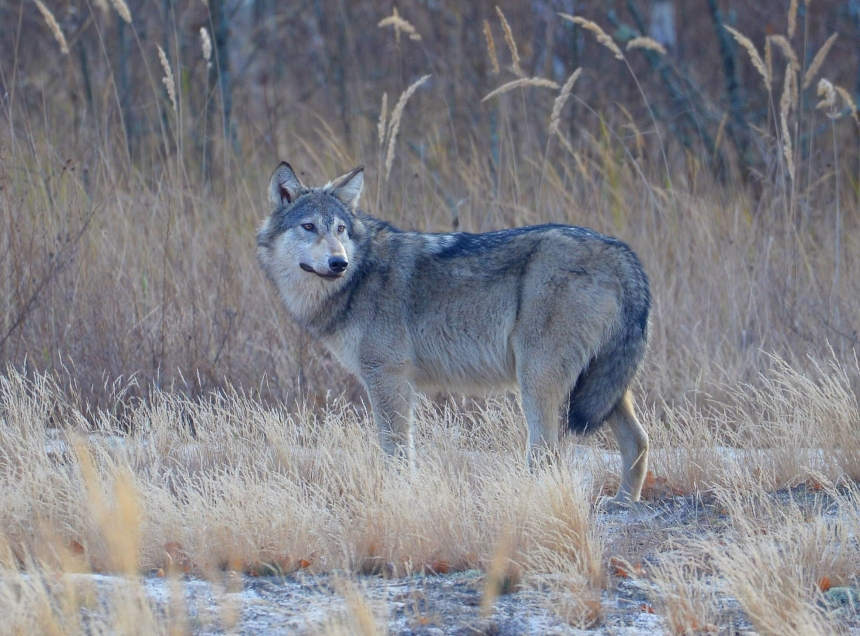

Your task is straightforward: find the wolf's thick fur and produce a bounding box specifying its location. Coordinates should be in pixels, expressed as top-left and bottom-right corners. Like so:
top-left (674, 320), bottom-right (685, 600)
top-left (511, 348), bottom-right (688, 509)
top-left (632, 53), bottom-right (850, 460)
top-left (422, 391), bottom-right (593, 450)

top-left (258, 162), bottom-right (651, 504)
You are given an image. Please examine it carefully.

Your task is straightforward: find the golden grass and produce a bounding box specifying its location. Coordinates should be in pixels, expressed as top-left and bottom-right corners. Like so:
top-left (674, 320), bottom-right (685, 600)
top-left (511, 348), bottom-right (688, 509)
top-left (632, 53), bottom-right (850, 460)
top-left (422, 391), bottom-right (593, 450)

top-left (788, 0), bottom-right (799, 38)
top-left (33, 0), bottom-right (68, 56)
top-left (157, 46), bottom-right (177, 113)
top-left (768, 34), bottom-right (801, 74)
top-left (378, 7), bottom-right (421, 44)
top-left (481, 77), bottom-right (560, 102)
top-left (803, 32), bottom-right (838, 89)
top-left (780, 63), bottom-right (797, 182)
top-left (560, 14), bottom-right (624, 61)
top-left (3, 4), bottom-right (860, 632)
top-left (109, 0), bottom-right (132, 24)
top-left (724, 25), bottom-right (770, 86)
top-left (384, 75), bottom-right (431, 180)
top-left (0, 357), bottom-right (858, 631)
top-left (495, 6), bottom-right (523, 76)
top-left (549, 68), bottom-right (581, 136)
top-left (483, 20), bottom-right (500, 76)
top-left (626, 37), bottom-right (667, 56)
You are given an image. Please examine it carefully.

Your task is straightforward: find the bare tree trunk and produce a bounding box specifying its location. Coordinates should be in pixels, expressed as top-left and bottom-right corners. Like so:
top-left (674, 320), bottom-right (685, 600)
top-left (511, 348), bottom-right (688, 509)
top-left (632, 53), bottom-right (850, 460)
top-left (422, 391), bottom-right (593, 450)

top-left (117, 17), bottom-right (134, 156)
top-left (210, 0), bottom-right (236, 154)
top-left (649, 0), bottom-right (676, 51)
top-left (706, 0), bottom-right (753, 178)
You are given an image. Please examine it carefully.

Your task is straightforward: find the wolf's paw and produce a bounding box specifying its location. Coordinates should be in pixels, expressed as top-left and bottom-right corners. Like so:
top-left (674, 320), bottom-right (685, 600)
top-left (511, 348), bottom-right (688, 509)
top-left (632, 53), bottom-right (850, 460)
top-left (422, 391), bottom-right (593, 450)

top-left (598, 496), bottom-right (656, 521)
top-left (597, 496), bottom-right (628, 512)
top-left (597, 495), bottom-right (638, 513)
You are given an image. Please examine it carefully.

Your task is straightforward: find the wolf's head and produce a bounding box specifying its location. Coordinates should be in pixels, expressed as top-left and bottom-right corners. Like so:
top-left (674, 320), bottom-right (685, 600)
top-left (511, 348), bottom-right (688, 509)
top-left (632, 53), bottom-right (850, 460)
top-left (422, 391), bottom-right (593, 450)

top-left (257, 162), bottom-right (365, 318)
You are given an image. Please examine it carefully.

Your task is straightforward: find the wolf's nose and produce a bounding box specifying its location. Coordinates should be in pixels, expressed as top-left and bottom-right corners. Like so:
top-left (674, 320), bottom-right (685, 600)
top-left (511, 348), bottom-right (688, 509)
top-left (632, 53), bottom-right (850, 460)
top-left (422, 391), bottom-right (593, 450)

top-left (329, 256), bottom-right (348, 273)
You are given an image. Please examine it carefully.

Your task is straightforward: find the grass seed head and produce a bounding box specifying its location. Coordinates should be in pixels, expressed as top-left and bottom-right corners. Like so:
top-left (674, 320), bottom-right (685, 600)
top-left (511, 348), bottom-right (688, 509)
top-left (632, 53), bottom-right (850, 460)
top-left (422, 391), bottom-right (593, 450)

top-left (158, 45), bottom-right (177, 112)
top-left (385, 75), bottom-right (431, 180)
top-left (109, 0), bottom-right (132, 24)
top-left (495, 6), bottom-right (523, 76)
top-left (484, 20), bottom-right (500, 75)
top-left (549, 68), bottom-right (582, 136)
top-left (200, 27), bottom-right (212, 69)
top-left (626, 37), bottom-right (667, 55)
top-left (803, 32), bottom-right (838, 89)
top-left (33, 0), bottom-right (68, 55)
top-left (560, 14), bottom-right (624, 61)
top-left (482, 77), bottom-right (560, 103)
top-left (724, 25), bottom-right (770, 87)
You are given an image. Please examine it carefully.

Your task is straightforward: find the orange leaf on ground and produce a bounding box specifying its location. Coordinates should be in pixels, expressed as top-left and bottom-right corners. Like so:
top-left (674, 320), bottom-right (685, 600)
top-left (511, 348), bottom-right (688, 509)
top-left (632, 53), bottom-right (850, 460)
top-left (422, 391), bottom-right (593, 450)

top-left (639, 470), bottom-right (686, 499)
top-left (609, 556), bottom-right (645, 578)
top-left (298, 558), bottom-right (312, 569)
top-left (164, 541), bottom-right (192, 572)
top-left (425, 560), bottom-right (449, 574)
top-left (817, 575), bottom-right (832, 592)
top-left (806, 478), bottom-right (824, 491)
top-left (640, 603), bottom-right (655, 614)
top-left (609, 556), bottom-right (629, 578)
top-left (164, 541), bottom-right (183, 557)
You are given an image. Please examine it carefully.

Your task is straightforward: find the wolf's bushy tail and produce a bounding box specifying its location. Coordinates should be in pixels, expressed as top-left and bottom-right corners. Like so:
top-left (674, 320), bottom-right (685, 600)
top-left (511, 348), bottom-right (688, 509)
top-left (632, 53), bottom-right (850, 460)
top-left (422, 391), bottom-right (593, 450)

top-left (567, 254), bottom-right (650, 435)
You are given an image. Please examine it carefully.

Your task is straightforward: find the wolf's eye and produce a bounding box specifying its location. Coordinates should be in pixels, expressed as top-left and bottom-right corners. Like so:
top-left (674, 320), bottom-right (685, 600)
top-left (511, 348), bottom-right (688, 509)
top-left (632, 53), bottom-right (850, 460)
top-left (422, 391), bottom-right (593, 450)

top-left (301, 223), bottom-right (315, 231)
top-left (337, 224), bottom-right (346, 234)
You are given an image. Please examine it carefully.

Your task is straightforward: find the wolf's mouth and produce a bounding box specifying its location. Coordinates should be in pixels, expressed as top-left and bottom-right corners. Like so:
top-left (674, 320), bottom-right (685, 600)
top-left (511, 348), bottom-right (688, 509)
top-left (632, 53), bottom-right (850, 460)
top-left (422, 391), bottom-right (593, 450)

top-left (300, 263), bottom-right (344, 279)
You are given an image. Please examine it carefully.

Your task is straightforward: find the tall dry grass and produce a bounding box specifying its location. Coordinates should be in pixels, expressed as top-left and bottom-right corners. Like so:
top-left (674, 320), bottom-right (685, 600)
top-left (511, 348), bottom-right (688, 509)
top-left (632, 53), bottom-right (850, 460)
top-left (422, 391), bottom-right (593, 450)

top-left (1, 1), bottom-right (860, 632)
top-left (0, 357), bottom-right (859, 631)
top-left (1, 1), bottom-right (858, 413)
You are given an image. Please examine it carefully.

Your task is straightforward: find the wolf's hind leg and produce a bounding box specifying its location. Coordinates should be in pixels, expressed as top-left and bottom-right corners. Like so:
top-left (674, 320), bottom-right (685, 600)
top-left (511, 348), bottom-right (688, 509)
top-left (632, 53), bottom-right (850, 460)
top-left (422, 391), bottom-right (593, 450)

top-left (364, 371), bottom-right (415, 466)
top-left (518, 374), bottom-right (566, 467)
top-left (605, 389), bottom-right (648, 505)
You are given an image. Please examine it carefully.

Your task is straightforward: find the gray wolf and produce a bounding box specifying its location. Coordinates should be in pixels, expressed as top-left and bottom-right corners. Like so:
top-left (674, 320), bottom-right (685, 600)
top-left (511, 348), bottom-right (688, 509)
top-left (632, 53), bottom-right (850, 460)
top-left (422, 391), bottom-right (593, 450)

top-left (257, 162), bottom-right (651, 505)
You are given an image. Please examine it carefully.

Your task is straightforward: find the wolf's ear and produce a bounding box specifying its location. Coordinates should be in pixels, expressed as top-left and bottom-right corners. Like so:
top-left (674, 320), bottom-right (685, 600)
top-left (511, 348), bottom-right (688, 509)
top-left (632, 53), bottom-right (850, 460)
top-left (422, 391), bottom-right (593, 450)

top-left (330, 166), bottom-right (364, 211)
top-left (268, 162), bottom-right (304, 209)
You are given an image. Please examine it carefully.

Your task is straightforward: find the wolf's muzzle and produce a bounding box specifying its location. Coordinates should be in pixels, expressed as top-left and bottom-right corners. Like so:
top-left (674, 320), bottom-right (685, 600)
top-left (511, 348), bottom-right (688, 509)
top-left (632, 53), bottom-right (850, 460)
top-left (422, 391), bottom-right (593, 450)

top-left (329, 256), bottom-right (348, 273)
top-left (300, 261), bottom-right (347, 279)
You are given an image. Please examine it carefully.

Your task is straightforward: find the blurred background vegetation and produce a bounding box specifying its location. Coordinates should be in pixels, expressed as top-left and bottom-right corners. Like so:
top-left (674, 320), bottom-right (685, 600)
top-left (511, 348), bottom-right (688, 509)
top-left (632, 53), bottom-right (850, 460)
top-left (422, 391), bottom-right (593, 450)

top-left (1, 0), bottom-right (859, 419)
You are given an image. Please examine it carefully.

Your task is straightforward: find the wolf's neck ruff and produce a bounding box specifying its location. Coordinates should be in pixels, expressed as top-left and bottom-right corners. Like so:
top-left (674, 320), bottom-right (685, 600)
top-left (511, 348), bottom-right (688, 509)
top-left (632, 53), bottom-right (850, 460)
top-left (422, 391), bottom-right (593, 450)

top-left (258, 162), bottom-right (652, 507)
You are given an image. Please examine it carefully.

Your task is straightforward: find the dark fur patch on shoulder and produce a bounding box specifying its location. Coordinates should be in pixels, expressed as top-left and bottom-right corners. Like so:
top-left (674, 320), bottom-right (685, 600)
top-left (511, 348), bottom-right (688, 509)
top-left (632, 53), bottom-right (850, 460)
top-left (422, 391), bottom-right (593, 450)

top-left (433, 224), bottom-right (617, 259)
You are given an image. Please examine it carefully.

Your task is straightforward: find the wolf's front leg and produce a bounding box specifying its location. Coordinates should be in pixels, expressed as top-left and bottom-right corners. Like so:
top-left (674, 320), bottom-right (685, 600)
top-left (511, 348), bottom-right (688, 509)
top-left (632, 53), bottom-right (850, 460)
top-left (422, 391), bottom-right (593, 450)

top-left (363, 370), bottom-right (415, 466)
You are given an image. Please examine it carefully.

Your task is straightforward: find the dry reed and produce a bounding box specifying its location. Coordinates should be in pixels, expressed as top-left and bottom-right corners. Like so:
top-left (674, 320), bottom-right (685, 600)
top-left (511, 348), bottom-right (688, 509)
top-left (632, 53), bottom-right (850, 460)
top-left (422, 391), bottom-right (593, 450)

top-left (788, 0), bottom-right (798, 37)
top-left (377, 92), bottom-right (388, 148)
top-left (803, 32), bottom-right (838, 89)
top-left (767, 34), bottom-right (801, 74)
top-left (626, 37), bottom-right (666, 55)
top-left (834, 84), bottom-right (860, 125)
top-left (817, 78), bottom-right (837, 112)
top-left (157, 45), bottom-right (177, 112)
top-left (780, 63), bottom-right (797, 182)
top-left (109, 0), bottom-right (132, 24)
top-left (549, 68), bottom-right (581, 136)
top-left (481, 77), bottom-right (560, 103)
top-left (200, 27), bottom-right (212, 69)
top-left (483, 20), bottom-right (500, 76)
top-left (559, 14), bottom-right (624, 61)
top-left (378, 7), bottom-right (421, 44)
top-left (495, 6), bottom-right (523, 76)
top-left (384, 75), bottom-right (431, 180)
top-left (33, 0), bottom-right (68, 55)
top-left (724, 25), bottom-right (770, 87)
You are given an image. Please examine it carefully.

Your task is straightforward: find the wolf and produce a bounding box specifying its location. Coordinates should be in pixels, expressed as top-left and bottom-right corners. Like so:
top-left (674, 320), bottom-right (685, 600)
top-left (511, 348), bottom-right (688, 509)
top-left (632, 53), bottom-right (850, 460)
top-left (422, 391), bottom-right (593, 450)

top-left (257, 162), bottom-right (651, 505)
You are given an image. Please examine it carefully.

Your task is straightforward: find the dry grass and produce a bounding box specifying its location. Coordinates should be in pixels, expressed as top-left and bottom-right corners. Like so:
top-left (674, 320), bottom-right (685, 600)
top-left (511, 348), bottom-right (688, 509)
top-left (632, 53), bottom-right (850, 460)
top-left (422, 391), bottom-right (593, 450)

top-left (0, 357), bottom-right (859, 631)
top-left (2, 2), bottom-right (860, 632)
